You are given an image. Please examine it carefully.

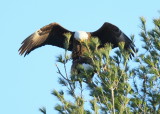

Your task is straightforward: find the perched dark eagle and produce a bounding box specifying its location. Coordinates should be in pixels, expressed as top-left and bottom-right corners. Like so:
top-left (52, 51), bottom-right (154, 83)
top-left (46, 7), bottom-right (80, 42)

top-left (19, 22), bottom-right (135, 75)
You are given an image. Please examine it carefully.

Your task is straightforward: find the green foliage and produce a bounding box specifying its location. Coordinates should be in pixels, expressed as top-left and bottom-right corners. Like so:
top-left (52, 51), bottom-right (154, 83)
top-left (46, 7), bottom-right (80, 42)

top-left (63, 33), bottom-right (72, 50)
top-left (52, 35), bottom-right (133, 113)
top-left (40, 16), bottom-right (160, 114)
top-left (39, 107), bottom-right (46, 114)
top-left (130, 16), bottom-right (160, 114)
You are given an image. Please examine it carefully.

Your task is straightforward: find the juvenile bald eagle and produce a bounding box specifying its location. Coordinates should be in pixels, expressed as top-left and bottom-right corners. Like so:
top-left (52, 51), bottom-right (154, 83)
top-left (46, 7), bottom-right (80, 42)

top-left (19, 22), bottom-right (135, 75)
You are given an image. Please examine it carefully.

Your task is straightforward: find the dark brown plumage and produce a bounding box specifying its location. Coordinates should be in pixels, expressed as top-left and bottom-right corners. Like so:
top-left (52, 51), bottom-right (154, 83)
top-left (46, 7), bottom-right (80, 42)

top-left (19, 23), bottom-right (74, 56)
top-left (19, 22), bottom-right (135, 57)
top-left (19, 22), bottom-right (135, 78)
top-left (91, 22), bottom-right (135, 51)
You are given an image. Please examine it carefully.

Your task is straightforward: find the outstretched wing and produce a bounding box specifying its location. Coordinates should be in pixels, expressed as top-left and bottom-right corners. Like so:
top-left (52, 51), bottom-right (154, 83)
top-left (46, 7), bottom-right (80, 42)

top-left (19, 23), bottom-right (73, 56)
top-left (91, 22), bottom-right (135, 54)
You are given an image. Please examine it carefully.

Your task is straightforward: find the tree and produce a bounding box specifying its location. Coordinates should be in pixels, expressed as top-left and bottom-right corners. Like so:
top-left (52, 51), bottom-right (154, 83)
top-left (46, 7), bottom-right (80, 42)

top-left (129, 17), bottom-right (160, 114)
top-left (40, 16), bottom-right (160, 114)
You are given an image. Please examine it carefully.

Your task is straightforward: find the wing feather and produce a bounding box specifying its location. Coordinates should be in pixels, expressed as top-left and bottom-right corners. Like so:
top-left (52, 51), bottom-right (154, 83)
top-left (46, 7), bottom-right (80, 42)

top-left (91, 22), bottom-right (135, 55)
top-left (19, 23), bottom-right (73, 56)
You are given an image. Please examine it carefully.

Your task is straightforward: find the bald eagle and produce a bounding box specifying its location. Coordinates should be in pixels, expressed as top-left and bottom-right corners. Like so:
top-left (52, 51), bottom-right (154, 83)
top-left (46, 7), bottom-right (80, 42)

top-left (19, 22), bottom-right (135, 76)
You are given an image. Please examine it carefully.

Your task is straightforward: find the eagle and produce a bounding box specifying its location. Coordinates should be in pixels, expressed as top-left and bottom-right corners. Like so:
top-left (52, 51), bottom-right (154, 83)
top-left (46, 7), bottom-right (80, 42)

top-left (19, 22), bottom-right (135, 78)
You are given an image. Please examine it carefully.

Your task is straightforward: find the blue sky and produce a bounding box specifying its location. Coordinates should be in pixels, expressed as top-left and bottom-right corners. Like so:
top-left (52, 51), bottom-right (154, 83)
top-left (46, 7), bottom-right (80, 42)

top-left (0, 0), bottom-right (159, 114)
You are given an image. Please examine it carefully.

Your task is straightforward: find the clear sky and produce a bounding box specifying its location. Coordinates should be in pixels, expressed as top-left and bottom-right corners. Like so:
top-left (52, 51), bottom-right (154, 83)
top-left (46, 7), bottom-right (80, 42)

top-left (0, 0), bottom-right (159, 114)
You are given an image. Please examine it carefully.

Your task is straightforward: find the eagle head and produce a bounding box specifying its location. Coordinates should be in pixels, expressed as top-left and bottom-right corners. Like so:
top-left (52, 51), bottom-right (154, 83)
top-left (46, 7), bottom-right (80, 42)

top-left (74, 31), bottom-right (89, 42)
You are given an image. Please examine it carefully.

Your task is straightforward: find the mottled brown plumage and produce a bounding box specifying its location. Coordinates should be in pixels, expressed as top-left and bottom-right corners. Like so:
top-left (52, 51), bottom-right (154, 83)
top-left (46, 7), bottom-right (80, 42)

top-left (19, 22), bottom-right (135, 57)
top-left (19, 22), bottom-right (135, 78)
top-left (19, 23), bottom-right (74, 56)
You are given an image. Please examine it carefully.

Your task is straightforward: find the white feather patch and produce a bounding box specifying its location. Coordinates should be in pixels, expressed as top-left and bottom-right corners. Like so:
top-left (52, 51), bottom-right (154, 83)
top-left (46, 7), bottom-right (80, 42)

top-left (82, 63), bottom-right (93, 70)
top-left (74, 31), bottom-right (89, 41)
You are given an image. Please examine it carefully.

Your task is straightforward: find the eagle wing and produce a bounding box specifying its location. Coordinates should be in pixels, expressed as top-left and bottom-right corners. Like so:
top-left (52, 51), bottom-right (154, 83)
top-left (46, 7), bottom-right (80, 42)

top-left (91, 22), bottom-right (135, 54)
top-left (19, 23), bottom-right (73, 56)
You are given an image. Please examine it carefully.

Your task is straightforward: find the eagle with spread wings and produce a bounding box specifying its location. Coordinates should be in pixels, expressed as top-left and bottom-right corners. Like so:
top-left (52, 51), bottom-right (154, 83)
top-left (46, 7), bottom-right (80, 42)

top-left (19, 22), bottom-right (135, 76)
